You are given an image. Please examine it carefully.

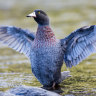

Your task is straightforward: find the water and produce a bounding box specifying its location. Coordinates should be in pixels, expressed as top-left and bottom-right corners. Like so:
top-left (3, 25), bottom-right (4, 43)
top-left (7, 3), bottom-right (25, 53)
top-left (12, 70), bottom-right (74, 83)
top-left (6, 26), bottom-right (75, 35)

top-left (0, 0), bottom-right (96, 95)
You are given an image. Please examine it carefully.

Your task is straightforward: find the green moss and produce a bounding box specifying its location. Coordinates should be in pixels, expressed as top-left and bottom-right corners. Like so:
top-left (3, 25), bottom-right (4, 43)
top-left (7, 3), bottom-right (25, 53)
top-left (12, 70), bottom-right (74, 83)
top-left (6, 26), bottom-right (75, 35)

top-left (7, 63), bottom-right (31, 73)
top-left (60, 57), bottom-right (96, 95)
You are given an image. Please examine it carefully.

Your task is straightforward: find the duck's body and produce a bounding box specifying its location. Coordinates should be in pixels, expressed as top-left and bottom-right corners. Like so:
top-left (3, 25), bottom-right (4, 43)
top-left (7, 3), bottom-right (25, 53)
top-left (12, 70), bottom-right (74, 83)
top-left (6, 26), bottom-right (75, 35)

top-left (0, 9), bottom-right (96, 88)
top-left (30, 25), bottom-right (64, 87)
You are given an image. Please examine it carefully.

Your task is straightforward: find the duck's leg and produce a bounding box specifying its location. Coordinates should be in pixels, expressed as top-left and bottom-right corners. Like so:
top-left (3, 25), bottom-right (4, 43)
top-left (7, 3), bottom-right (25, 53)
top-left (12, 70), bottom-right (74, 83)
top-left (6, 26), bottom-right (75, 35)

top-left (49, 71), bottom-right (71, 89)
top-left (51, 71), bottom-right (71, 89)
top-left (42, 71), bottom-right (71, 90)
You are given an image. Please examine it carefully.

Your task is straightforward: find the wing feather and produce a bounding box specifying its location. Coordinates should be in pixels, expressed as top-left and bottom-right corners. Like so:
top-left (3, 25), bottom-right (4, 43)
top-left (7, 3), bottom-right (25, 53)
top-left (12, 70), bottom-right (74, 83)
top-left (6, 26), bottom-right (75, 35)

top-left (0, 26), bottom-right (35, 57)
top-left (61, 25), bottom-right (96, 67)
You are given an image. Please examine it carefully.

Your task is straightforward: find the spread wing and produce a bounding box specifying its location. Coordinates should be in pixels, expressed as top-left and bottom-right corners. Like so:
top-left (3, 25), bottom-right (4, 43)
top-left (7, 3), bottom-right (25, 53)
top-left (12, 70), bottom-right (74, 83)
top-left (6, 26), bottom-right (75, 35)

top-left (0, 26), bottom-right (35, 57)
top-left (61, 25), bottom-right (96, 68)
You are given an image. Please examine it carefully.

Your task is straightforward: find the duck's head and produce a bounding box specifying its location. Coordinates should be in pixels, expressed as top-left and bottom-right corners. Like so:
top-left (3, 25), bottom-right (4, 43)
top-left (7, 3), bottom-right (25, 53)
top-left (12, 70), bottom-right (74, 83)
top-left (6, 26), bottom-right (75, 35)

top-left (27, 9), bottom-right (49, 26)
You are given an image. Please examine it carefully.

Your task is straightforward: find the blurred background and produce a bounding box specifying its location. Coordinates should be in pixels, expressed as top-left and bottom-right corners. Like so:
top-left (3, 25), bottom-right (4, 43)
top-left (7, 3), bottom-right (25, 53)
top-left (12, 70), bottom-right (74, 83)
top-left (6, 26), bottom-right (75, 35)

top-left (0, 0), bottom-right (96, 95)
top-left (0, 0), bottom-right (96, 38)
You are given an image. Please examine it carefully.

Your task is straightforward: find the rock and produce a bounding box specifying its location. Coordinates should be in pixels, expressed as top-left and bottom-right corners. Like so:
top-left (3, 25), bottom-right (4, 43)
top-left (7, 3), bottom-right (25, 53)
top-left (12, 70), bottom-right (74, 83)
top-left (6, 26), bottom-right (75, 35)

top-left (61, 71), bottom-right (71, 82)
top-left (0, 91), bottom-right (15, 96)
top-left (3, 86), bottom-right (61, 96)
top-left (0, 91), bottom-right (4, 96)
top-left (1, 71), bottom-right (71, 96)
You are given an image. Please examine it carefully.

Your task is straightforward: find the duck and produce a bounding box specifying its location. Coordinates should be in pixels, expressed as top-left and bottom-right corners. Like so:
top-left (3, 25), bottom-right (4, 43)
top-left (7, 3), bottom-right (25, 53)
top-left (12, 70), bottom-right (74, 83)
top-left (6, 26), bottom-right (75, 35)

top-left (0, 9), bottom-right (96, 89)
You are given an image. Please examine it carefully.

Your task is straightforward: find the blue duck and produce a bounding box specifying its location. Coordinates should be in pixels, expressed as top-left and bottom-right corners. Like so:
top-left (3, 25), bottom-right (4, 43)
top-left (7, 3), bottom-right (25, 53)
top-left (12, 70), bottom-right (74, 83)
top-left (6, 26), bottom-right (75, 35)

top-left (0, 9), bottom-right (96, 88)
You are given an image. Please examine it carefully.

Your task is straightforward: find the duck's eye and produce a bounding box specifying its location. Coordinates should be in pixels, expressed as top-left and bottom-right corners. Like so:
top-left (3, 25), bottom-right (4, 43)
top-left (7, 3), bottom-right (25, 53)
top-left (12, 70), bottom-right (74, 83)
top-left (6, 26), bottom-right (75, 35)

top-left (38, 12), bottom-right (40, 14)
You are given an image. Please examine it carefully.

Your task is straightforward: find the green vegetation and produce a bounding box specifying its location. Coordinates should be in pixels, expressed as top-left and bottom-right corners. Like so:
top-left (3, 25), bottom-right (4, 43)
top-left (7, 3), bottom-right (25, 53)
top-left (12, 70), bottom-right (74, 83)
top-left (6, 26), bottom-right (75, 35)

top-left (61, 58), bottom-right (96, 95)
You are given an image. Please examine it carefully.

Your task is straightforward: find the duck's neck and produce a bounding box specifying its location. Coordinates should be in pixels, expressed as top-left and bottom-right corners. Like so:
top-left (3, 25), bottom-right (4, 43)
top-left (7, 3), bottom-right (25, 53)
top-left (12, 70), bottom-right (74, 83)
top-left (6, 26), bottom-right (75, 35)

top-left (36, 25), bottom-right (56, 42)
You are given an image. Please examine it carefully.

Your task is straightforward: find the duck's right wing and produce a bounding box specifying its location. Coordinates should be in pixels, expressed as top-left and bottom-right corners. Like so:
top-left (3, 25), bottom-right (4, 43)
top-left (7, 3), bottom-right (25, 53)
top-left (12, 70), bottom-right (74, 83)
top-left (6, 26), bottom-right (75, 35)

top-left (60, 25), bottom-right (96, 68)
top-left (0, 26), bottom-right (35, 57)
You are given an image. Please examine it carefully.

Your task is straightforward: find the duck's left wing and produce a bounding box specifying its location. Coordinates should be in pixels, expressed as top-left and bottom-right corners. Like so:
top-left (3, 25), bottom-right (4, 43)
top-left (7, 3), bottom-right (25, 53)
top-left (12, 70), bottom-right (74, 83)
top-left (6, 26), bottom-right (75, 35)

top-left (0, 26), bottom-right (35, 57)
top-left (60, 25), bottom-right (96, 68)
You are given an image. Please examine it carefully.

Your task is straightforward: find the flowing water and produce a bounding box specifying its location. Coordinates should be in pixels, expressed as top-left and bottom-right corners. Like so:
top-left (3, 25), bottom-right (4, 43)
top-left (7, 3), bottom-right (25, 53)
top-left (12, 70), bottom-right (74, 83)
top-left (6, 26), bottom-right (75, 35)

top-left (0, 0), bottom-right (96, 95)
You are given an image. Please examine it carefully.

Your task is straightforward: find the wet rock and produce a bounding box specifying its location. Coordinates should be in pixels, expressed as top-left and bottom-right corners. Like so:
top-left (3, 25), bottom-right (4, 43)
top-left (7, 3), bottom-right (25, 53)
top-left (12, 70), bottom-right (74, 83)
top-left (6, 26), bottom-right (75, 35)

top-left (65, 94), bottom-right (75, 96)
top-left (61, 71), bottom-right (71, 82)
top-left (0, 91), bottom-right (15, 96)
top-left (0, 92), bottom-right (4, 96)
top-left (3, 86), bottom-right (61, 96)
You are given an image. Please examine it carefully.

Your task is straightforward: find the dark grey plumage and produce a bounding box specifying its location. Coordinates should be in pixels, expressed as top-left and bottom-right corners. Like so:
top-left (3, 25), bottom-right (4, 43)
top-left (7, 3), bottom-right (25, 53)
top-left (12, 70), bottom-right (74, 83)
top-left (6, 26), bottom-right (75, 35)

top-left (0, 9), bottom-right (96, 88)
